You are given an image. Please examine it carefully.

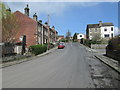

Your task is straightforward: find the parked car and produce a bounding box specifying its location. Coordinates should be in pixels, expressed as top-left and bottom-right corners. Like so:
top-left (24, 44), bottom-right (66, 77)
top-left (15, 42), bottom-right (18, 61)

top-left (58, 42), bottom-right (65, 49)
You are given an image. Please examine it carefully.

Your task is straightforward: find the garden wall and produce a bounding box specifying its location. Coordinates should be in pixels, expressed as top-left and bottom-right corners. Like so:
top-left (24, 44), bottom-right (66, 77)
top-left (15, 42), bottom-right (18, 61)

top-left (91, 44), bottom-right (107, 49)
top-left (106, 49), bottom-right (120, 61)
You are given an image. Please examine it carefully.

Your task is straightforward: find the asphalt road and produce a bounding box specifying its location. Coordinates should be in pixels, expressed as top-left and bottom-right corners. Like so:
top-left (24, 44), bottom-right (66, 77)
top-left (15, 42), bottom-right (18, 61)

top-left (2, 43), bottom-right (95, 88)
top-left (2, 43), bottom-right (119, 88)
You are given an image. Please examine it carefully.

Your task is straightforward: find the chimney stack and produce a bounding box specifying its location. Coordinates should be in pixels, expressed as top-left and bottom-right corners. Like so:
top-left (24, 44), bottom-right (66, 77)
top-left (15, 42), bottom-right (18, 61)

top-left (24, 4), bottom-right (29, 16)
top-left (45, 22), bottom-right (48, 26)
top-left (39, 20), bottom-right (42, 24)
top-left (99, 21), bottom-right (102, 27)
top-left (52, 26), bottom-right (55, 29)
top-left (33, 13), bottom-right (37, 21)
top-left (6, 8), bottom-right (11, 13)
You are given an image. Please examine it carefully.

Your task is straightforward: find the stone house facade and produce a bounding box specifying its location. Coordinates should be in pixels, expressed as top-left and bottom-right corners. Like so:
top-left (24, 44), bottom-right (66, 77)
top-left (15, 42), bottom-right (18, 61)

top-left (86, 21), bottom-right (114, 40)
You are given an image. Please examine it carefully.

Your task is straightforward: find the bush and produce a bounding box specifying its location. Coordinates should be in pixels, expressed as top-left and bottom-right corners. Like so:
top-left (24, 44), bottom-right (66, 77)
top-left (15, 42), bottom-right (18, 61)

top-left (43, 43), bottom-right (55, 49)
top-left (83, 39), bottom-right (91, 47)
top-left (29, 44), bottom-right (47, 55)
top-left (59, 39), bottom-right (66, 42)
top-left (83, 39), bottom-right (106, 47)
top-left (73, 39), bottom-right (77, 42)
top-left (43, 43), bottom-right (48, 45)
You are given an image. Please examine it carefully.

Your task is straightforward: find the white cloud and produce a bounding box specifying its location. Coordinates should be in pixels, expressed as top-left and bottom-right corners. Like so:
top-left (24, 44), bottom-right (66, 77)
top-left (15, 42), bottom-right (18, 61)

top-left (5, 2), bottom-right (100, 18)
top-left (5, 2), bottom-right (69, 17)
top-left (4, 1), bottom-right (118, 18)
top-left (114, 27), bottom-right (120, 36)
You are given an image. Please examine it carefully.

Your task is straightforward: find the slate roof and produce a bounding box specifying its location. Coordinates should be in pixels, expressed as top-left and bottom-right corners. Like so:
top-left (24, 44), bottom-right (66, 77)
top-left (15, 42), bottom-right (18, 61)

top-left (87, 23), bottom-right (114, 28)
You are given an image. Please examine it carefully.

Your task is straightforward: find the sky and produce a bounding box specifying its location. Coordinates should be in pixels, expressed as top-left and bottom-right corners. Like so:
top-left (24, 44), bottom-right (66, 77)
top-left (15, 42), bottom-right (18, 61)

top-left (4, 1), bottom-right (119, 36)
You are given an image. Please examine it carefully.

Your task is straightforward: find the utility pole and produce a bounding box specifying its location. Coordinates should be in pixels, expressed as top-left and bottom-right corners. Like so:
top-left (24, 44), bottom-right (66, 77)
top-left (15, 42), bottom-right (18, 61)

top-left (47, 14), bottom-right (50, 50)
top-left (48, 14), bottom-right (50, 26)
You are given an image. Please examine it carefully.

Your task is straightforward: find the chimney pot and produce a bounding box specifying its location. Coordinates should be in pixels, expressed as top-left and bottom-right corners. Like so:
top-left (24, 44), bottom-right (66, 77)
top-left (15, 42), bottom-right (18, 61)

top-left (6, 8), bottom-right (11, 13)
top-left (45, 22), bottom-right (48, 25)
top-left (39, 20), bottom-right (42, 23)
top-left (33, 13), bottom-right (37, 21)
top-left (52, 26), bottom-right (55, 29)
top-left (24, 4), bottom-right (29, 16)
top-left (99, 21), bottom-right (102, 27)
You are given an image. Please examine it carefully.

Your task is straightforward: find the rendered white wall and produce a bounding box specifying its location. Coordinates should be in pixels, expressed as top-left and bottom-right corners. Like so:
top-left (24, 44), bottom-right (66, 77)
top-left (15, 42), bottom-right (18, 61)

top-left (77, 34), bottom-right (85, 39)
top-left (101, 26), bottom-right (114, 38)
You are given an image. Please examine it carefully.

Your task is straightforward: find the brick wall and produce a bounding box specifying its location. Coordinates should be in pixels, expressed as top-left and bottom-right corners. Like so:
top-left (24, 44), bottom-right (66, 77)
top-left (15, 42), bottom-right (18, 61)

top-left (14, 11), bottom-right (37, 47)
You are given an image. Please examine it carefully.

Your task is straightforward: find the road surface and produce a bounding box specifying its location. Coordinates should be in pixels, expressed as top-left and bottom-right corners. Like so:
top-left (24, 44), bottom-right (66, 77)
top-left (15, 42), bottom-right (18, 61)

top-left (2, 43), bottom-right (119, 88)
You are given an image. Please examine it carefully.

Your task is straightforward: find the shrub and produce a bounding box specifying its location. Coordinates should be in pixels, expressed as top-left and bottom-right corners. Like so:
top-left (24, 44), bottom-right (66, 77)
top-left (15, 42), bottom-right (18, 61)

top-left (29, 44), bottom-right (47, 55)
top-left (59, 39), bottom-right (66, 42)
top-left (83, 39), bottom-right (91, 47)
top-left (43, 43), bottom-right (48, 45)
top-left (43, 43), bottom-right (55, 49)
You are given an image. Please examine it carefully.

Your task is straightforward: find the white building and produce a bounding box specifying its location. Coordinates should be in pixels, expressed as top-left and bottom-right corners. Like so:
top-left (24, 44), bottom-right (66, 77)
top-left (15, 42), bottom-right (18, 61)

top-left (86, 21), bottom-right (114, 40)
top-left (77, 33), bottom-right (86, 40)
top-left (101, 25), bottom-right (114, 38)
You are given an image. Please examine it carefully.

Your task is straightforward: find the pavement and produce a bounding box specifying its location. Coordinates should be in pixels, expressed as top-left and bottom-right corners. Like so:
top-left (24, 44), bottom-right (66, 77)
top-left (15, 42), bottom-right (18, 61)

top-left (1, 46), bottom-right (58, 68)
top-left (81, 44), bottom-right (120, 74)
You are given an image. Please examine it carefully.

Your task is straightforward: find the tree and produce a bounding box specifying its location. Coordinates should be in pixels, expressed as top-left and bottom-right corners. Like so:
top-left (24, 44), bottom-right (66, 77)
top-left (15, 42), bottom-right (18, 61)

top-left (73, 33), bottom-right (77, 42)
top-left (0, 2), bottom-right (19, 43)
top-left (92, 33), bottom-right (101, 42)
top-left (65, 30), bottom-right (71, 41)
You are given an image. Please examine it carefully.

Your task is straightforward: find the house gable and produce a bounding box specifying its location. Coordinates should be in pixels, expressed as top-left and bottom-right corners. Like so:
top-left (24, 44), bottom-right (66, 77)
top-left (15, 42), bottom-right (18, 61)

top-left (13, 11), bottom-right (37, 47)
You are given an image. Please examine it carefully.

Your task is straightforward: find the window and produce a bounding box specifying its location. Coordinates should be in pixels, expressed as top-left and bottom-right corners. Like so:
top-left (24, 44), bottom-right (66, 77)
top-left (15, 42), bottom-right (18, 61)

top-left (89, 36), bottom-right (92, 40)
top-left (104, 28), bottom-right (107, 31)
top-left (111, 27), bottom-right (113, 31)
top-left (111, 33), bottom-right (113, 38)
top-left (95, 28), bottom-right (97, 32)
top-left (104, 34), bottom-right (109, 37)
top-left (89, 28), bottom-right (92, 32)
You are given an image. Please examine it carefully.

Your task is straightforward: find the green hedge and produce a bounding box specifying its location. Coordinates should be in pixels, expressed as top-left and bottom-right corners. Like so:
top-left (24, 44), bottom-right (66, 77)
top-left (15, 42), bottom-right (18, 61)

top-left (83, 39), bottom-right (106, 47)
top-left (83, 39), bottom-right (91, 47)
top-left (29, 44), bottom-right (47, 55)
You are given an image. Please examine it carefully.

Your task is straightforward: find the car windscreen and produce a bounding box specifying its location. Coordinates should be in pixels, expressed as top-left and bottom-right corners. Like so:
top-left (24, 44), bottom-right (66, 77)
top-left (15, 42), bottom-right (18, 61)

top-left (59, 43), bottom-right (64, 45)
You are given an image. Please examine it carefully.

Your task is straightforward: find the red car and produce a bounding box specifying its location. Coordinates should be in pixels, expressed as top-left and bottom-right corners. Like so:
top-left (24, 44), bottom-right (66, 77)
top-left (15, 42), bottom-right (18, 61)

top-left (58, 43), bottom-right (65, 49)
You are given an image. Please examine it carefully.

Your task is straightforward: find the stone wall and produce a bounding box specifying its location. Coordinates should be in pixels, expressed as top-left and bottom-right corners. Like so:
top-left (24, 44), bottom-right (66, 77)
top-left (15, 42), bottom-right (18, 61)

top-left (91, 44), bottom-right (107, 49)
top-left (14, 45), bottom-right (22, 54)
top-left (106, 36), bottom-right (120, 61)
top-left (106, 49), bottom-right (120, 61)
top-left (2, 44), bottom-right (15, 56)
